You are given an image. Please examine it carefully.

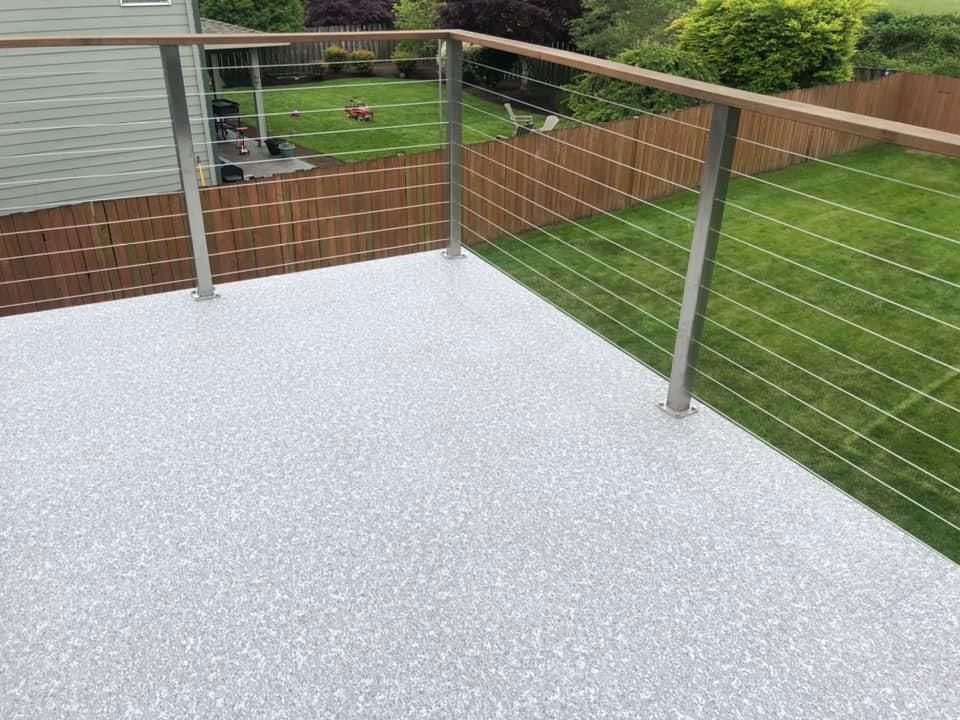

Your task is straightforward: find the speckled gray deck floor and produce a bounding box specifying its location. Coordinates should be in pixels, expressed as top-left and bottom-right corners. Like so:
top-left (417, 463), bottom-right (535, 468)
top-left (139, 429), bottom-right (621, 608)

top-left (2, 250), bottom-right (959, 719)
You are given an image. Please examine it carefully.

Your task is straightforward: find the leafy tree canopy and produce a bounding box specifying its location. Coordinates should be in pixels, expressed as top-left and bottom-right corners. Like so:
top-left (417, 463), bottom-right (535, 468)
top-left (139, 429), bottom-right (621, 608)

top-left (201, 0), bottom-right (305, 33)
top-left (856, 11), bottom-right (960, 77)
top-left (565, 43), bottom-right (717, 122)
top-left (304, 0), bottom-right (394, 27)
top-left (393, 0), bottom-right (445, 30)
top-left (569, 0), bottom-right (694, 57)
top-left (672, 0), bottom-right (869, 93)
top-left (440, 0), bottom-right (582, 45)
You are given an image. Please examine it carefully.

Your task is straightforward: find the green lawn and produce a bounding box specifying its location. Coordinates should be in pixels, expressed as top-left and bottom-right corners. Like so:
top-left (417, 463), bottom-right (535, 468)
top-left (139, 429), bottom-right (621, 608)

top-left (229, 77), bottom-right (548, 162)
top-left (469, 144), bottom-right (960, 560)
top-left (884, 0), bottom-right (960, 12)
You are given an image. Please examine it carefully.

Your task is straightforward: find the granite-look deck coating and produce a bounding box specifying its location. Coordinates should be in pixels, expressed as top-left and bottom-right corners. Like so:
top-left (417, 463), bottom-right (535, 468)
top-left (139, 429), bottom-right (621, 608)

top-left (1, 250), bottom-right (958, 719)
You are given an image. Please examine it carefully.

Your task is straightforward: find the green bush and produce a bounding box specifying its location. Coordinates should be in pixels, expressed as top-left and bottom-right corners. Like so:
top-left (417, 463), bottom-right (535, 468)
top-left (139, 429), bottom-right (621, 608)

top-left (565, 44), bottom-right (718, 123)
top-left (392, 47), bottom-right (420, 77)
top-left (350, 49), bottom-right (376, 75)
top-left (201, 0), bottom-right (304, 33)
top-left (324, 45), bottom-right (349, 72)
top-left (672, 0), bottom-right (869, 93)
top-left (856, 12), bottom-right (960, 77)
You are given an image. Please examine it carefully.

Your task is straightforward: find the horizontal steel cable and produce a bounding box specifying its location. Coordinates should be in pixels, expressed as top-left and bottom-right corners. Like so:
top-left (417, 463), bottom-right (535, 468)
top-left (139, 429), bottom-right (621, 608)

top-left (208, 219), bottom-right (446, 258)
top-left (725, 167), bottom-right (960, 249)
top-left (693, 338), bottom-right (960, 494)
top-left (692, 363), bottom-right (960, 533)
top-left (459, 79), bottom-right (705, 165)
top-left (732, 135), bottom-right (960, 202)
top-left (460, 121), bottom-right (960, 334)
top-left (0, 253), bottom-right (193, 286)
top-left (463, 58), bottom-right (711, 133)
top-left (459, 164), bottom-right (684, 301)
top-left (460, 201), bottom-right (679, 334)
top-left (211, 237), bottom-right (445, 279)
top-left (461, 223), bottom-right (675, 359)
top-left (198, 142), bottom-right (442, 174)
top-left (0, 234), bottom-right (191, 263)
top-left (456, 132), bottom-right (691, 256)
top-left (460, 144), bottom-right (960, 418)
top-left (204, 200), bottom-right (447, 238)
top-left (460, 104), bottom-right (699, 198)
top-left (459, 172), bottom-right (960, 490)
top-left (0, 277), bottom-right (194, 311)
top-left (198, 160), bottom-right (447, 195)
top-left (205, 181), bottom-right (445, 215)
top-left (0, 79), bottom-right (439, 106)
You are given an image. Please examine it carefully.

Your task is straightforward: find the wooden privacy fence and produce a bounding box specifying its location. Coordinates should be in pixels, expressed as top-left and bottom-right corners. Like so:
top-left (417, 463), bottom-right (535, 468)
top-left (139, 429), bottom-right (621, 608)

top-left (461, 73), bottom-right (910, 243)
top-left (215, 25), bottom-right (402, 84)
top-left (2, 72), bottom-right (958, 316)
top-left (0, 154), bottom-right (446, 315)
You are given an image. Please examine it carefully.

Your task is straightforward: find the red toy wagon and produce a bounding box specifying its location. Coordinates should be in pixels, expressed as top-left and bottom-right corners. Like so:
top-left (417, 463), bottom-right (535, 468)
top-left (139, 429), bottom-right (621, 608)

top-left (345, 99), bottom-right (374, 122)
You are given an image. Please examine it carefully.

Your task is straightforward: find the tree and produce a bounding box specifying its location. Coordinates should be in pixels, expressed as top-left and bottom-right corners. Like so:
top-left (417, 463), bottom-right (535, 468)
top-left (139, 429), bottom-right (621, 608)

top-left (569, 0), bottom-right (694, 57)
top-left (394, 0), bottom-right (445, 30)
top-left (304, 0), bottom-right (394, 27)
top-left (440, 0), bottom-right (582, 46)
top-left (392, 0), bottom-right (445, 60)
top-left (201, 0), bottom-right (305, 32)
top-left (565, 44), bottom-right (717, 122)
top-left (672, 0), bottom-right (869, 94)
top-left (440, 0), bottom-right (581, 88)
top-left (856, 11), bottom-right (960, 77)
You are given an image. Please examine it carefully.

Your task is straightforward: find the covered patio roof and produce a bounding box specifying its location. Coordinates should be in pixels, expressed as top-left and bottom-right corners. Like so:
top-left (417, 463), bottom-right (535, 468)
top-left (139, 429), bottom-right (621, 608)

top-left (200, 17), bottom-right (291, 50)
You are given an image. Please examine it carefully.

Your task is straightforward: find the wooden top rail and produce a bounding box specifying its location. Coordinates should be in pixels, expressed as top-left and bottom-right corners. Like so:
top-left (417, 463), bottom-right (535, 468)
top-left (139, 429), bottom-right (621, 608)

top-left (450, 31), bottom-right (960, 159)
top-left (2, 29), bottom-right (959, 158)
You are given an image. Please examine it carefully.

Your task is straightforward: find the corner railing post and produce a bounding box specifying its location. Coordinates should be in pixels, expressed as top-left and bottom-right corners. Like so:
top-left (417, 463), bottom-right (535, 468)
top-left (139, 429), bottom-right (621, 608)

top-left (662, 103), bottom-right (741, 416)
top-left (444, 38), bottom-right (464, 259)
top-left (160, 44), bottom-right (216, 300)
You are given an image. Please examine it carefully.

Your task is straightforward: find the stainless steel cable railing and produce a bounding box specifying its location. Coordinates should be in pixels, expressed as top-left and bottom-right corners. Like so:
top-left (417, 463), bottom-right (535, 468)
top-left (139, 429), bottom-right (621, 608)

top-left (0, 29), bottom-right (958, 560)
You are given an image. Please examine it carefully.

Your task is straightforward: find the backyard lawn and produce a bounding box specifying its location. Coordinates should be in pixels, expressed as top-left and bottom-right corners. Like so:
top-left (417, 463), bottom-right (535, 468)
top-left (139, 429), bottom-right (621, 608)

top-left (229, 77), bottom-right (548, 162)
top-left (468, 144), bottom-right (960, 560)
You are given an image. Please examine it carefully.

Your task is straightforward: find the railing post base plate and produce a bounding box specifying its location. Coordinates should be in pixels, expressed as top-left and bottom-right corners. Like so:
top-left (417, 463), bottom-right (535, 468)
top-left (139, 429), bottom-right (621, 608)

top-left (657, 401), bottom-right (698, 419)
top-left (442, 249), bottom-right (466, 260)
top-left (191, 289), bottom-right (219, 302)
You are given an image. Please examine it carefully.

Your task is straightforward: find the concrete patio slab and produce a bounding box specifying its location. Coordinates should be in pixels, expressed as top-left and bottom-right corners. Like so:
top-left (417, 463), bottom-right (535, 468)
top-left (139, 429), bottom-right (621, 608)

top-left (1, 250), bottom-right (958, 719)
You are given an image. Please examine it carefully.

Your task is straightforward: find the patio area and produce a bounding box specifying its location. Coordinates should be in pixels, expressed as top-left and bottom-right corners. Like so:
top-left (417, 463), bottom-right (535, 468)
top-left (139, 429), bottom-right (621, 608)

top-left (214, 128), bottom-right (320, 182)
top-left (1, 250), bottom-right (959, 719)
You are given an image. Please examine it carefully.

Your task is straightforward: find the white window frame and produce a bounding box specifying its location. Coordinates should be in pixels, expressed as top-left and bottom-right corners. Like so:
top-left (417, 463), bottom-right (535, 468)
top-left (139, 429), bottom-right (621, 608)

top-left (120, 0), bottom-right (172, 6)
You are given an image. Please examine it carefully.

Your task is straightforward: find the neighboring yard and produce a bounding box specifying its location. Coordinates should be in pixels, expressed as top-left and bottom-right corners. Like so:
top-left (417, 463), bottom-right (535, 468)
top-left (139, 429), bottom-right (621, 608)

top-left (230, 77), bottom-right (549, 162)
top-left (470, 144), bottom-right (960, 560)
top-left (885, 0), bottom-right (960, 12)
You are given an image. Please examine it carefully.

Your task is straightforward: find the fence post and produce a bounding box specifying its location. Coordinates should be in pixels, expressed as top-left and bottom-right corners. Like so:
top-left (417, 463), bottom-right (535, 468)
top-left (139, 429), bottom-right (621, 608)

top-left (159, 44), bottom-right (216, 300)
top-left (444, 39), bottom-right (464, 259)
top-left (249, 48), bottom-right (268, 147)
top-left (662, 103), bottom-right (741, 416)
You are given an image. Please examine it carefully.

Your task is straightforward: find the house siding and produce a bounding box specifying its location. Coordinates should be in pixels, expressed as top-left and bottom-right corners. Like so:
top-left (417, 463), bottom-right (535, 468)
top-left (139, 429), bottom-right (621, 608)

top-left (0, 0), bottom-right (214, 214)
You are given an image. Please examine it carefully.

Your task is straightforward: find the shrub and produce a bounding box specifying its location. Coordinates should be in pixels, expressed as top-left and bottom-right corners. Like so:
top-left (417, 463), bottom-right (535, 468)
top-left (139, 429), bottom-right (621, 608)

top-left (350, 49), bottom-right (376, 75)
top-left (392, 47), bottom-right (420, 77)
top-left (672, 0), bottom-right (870, 93)
top-left (565, 44), bottom-right (718, 123)
top-left (855, 12), bottom-right (960, 78)
top-left (462, 47), bottom-right (516, 88)
top-left (324, 45), bottom-right (349, 72)
top-left (201, 0), bottom-right (304, 33)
